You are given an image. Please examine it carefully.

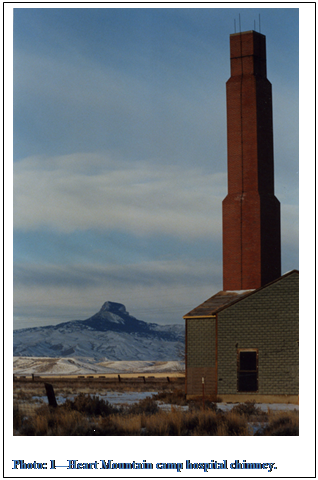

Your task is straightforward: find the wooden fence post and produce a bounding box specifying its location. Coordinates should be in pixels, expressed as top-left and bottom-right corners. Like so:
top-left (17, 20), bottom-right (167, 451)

top-left (44, 383), bottom-right (58, 408)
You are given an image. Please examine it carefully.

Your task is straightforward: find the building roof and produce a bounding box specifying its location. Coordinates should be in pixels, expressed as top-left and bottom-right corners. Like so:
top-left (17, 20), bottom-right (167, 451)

top-left (183, 290), bottom-right (253, 318)
top-left (183, 270), bottom-right (299, 319)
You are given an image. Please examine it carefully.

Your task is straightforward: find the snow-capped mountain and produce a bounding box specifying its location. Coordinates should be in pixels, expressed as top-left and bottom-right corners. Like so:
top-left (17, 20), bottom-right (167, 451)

top-left (13, 302), bottom-right (185, 361)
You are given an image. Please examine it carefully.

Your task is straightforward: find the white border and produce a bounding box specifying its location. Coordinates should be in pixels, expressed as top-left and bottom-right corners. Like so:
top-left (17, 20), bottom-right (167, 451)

top-left (4, 3), bottom-right (315, 478)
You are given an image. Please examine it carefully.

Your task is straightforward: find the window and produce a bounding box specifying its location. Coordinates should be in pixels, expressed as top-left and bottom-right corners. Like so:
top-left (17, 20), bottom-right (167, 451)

top-left (237, 349), bottom-right (258, 392)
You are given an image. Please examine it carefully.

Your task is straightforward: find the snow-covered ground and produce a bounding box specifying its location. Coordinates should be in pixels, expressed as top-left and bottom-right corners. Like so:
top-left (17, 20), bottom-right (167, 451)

top-left (13, 356), bottom-right (184, 375)
top-left (216, 402), bottom-right (298, 412)
top-left (33, 391), bottom-right (158, 407)
top-left (96, 360), bottom-right (183, 374)
top-left (32, 390), bottom-right (298, 413)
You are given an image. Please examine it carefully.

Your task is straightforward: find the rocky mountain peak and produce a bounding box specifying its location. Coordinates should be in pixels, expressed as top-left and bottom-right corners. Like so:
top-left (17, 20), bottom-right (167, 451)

top-left (99, 302), bottom-right (128, 315)
top-left (13, 300), bottom-right (185, 361)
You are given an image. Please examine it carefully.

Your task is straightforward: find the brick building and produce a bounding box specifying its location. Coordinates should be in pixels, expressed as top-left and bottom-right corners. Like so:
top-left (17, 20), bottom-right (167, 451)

top-left (183, 31), bottom-right (299, 403)
top-left (184, 270), bottom-right (299, 402)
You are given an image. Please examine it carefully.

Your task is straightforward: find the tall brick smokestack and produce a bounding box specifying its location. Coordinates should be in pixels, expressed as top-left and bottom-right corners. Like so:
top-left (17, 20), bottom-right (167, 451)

top-left (222, 31), bottom-right (281, 291)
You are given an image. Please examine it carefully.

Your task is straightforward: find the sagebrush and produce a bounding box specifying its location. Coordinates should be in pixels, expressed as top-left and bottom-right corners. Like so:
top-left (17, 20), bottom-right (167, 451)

top-left (13, 392), bottom-right (298, 436)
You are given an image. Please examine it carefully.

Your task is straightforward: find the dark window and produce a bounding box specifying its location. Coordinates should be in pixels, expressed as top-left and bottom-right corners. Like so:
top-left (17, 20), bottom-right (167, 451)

top-left (237, 350), bottom-right (258, 392)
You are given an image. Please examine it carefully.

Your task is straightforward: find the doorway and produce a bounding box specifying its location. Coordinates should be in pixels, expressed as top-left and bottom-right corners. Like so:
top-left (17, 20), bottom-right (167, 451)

top-left (237, 349), bottom-right (258, 392)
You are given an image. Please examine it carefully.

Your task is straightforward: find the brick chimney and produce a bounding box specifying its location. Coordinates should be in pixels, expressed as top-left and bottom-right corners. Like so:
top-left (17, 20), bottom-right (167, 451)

top-left (222, 31), bottom-right (281, 291)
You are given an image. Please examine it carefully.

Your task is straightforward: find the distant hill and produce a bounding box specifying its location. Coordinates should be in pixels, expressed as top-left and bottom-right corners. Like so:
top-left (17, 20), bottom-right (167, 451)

top-left (13, 301), bottom-right (185, 361)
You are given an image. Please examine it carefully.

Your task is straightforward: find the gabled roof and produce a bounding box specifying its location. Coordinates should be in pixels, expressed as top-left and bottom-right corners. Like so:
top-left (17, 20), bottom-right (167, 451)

top-left (183, 270), bottom-right (299, 319)
top-left (183, 290), bottom-right (253, 318)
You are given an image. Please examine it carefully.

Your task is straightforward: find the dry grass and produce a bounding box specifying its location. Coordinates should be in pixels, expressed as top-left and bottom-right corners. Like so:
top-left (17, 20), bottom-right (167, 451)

top-left (13, 382), bottom-right (298, 436)
top-left (153, 388), bottom-right (187, 405)
top-left (14, 397), bottom-right (298, 436)
top-left (256, 409), bottom-right (299, 436)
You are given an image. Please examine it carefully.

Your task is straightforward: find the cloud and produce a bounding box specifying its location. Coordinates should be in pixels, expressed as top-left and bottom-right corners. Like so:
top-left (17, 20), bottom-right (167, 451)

top-left (14, 257), bottom-right (221, 289)
top-left (14, 41), bottom-right (227, 166)
top-left (14, 153), bottom-right (226, 239)
top-left (13, 258), bottom-right (222, 328)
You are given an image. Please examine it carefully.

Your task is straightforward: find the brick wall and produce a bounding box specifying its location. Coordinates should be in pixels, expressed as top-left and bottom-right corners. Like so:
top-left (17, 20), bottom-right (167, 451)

top-left (223, 31), bottom-right (281, 291)
top-left (186, 318), bottom-right (216, 396)
top-left (217, 272), bottom-right (299, 395)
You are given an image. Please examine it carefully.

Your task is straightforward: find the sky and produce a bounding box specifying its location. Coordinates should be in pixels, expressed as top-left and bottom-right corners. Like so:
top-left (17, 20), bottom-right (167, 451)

top-left (12, 6), bottom-right (300, 329)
